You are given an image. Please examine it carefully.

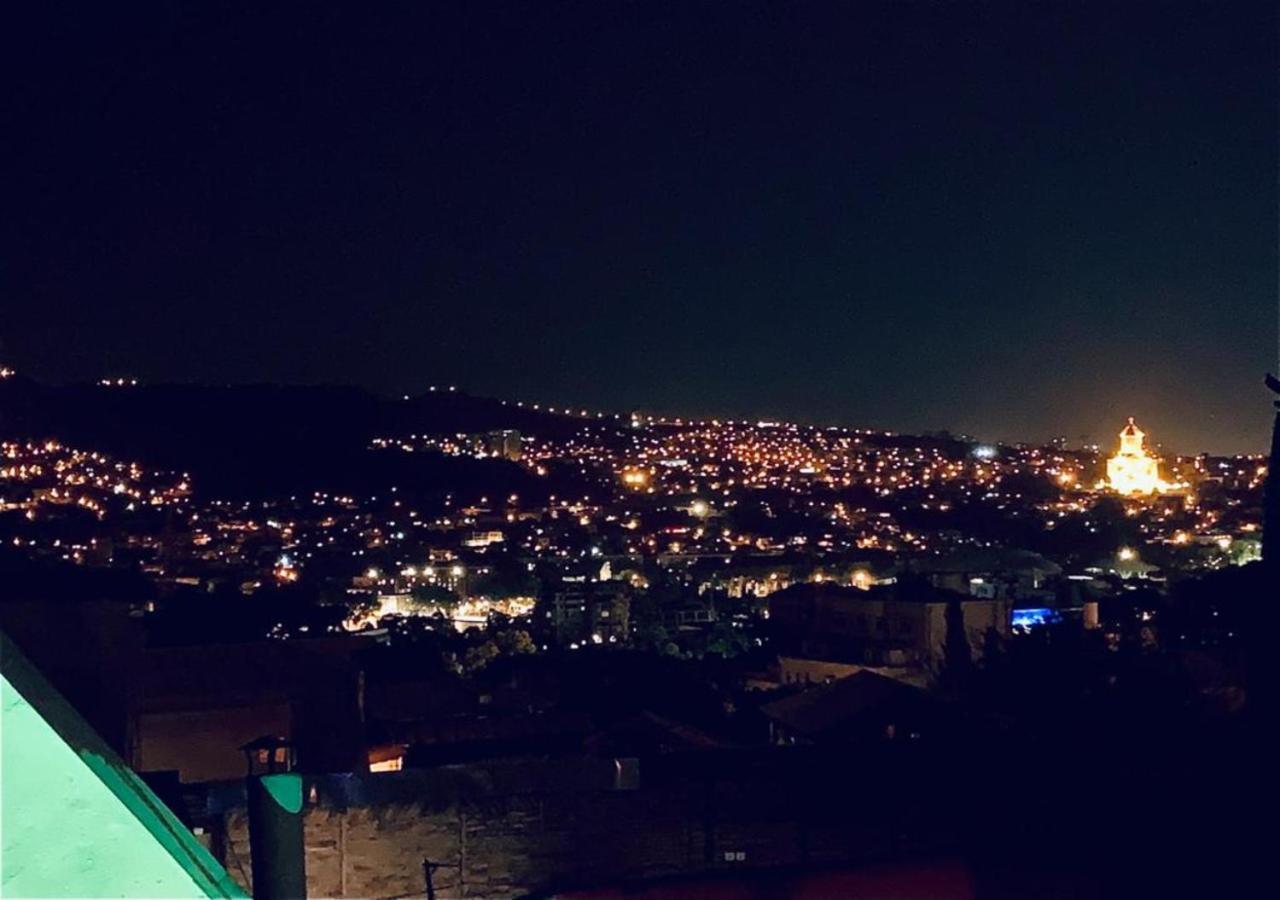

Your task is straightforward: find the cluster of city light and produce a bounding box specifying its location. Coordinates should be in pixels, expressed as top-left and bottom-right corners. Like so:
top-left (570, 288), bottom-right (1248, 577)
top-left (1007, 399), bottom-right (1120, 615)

top-left (108, 403), bottom-right (1269, 602)
top-left (0, 440), bottom-right (185, 514)
top-left (0, 440), bottom-right (190, 565)
top-left (6, 385), bottom-right (1268, 634)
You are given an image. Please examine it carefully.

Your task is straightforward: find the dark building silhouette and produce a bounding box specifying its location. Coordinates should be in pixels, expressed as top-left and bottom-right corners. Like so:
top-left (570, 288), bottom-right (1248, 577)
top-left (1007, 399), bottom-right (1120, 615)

top-left (1264, 374), bottom-right (1280, 572)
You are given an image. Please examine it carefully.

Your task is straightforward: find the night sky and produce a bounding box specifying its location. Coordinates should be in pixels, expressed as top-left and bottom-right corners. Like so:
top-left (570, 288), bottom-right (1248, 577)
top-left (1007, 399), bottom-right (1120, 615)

top-left (4, 2), bottom-right (1276, 453)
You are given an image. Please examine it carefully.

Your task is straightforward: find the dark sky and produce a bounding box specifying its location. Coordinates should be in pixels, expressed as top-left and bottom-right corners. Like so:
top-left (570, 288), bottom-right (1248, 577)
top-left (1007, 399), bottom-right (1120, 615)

top-left (4, 2), bottom-right (1276, 453)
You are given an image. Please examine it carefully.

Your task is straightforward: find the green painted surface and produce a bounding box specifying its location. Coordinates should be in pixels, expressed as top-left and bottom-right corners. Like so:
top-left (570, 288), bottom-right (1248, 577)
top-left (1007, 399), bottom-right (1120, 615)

top-left (1, 632), bottom-right (246, 898)
top-left (261, 774), bottom-right (303, 815)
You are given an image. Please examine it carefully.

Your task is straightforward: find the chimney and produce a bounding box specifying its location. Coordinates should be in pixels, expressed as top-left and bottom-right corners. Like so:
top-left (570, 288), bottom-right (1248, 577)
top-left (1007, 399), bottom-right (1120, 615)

top-left (240, 736), bottom-right (306, 899)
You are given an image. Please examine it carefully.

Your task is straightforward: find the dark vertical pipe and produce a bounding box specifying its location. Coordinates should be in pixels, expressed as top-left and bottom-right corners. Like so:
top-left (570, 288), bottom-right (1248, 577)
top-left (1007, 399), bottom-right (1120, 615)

top-left (246, 773), bottom-right (306, 899)
top-left (1264, 376), bottom-right (1280, 571)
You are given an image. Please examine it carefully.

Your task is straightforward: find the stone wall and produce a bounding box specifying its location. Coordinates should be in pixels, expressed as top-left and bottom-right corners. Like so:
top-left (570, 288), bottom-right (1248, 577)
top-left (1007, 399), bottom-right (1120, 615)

top-left (216, 749), bottom-right (948, 899)
top-left (222, 773), bottom-right (692, 897)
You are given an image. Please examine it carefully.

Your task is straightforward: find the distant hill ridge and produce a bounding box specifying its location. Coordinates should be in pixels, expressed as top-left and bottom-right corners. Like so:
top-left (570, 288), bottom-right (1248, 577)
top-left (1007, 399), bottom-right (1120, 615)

top-left (0, 377), bottom-right (585, 500)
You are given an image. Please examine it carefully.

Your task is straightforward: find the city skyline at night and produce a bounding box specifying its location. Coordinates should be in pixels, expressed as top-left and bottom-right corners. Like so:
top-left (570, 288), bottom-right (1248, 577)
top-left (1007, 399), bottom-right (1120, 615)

top-left (2, 4), bottom-right (1276, 897)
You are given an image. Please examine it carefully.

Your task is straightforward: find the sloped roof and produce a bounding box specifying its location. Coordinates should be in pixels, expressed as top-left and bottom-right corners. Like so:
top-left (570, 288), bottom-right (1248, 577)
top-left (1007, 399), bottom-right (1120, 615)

top-left (760, 670), bottom-right (932, 738)
top-left (1, 630), bottom-right (245, 898)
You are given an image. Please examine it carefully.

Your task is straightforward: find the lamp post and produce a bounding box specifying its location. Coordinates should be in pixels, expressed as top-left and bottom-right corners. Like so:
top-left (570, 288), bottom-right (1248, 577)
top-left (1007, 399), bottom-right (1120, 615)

top-left (240, 736), bottom-right (306, 900)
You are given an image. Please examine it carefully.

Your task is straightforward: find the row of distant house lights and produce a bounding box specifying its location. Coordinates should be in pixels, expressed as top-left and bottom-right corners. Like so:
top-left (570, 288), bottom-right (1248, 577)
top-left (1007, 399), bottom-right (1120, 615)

top-left (362, 565), bottom-right (465, 581)
top-left (405, 384), bottom-right (633, 422)
top-left (1, 371), bottom-right (143, 385)
top-left (403, 385), bottom-right (898, 436)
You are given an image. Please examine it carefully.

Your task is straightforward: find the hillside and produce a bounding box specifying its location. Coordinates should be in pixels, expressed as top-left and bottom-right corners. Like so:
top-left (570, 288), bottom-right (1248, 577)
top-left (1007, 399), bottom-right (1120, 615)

top-left (0, 377), bottom-right (590, 500)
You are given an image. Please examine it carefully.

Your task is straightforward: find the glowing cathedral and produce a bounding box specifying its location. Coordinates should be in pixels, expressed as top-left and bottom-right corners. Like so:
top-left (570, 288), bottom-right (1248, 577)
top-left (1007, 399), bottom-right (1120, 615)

top-left (1107, 417), bottom-right (1164, 494)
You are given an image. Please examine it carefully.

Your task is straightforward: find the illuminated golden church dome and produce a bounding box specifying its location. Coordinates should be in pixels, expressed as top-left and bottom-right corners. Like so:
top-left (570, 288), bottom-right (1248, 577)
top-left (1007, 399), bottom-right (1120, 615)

top-left (1107, 417), bottom-right (1164, 494)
